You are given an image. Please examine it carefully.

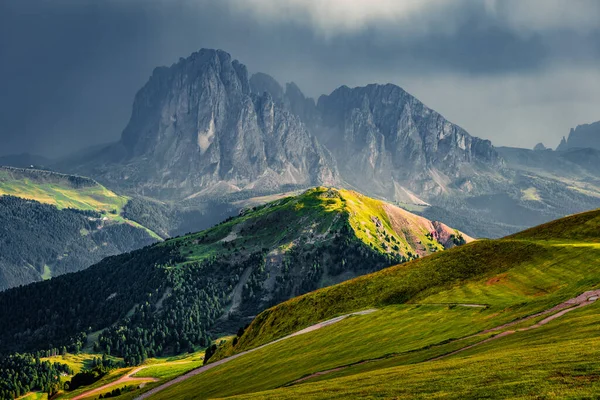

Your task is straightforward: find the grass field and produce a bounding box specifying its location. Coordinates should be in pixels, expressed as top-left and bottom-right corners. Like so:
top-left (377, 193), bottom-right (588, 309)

top-left (41, 353), bottom-right (122, 375)
top-left (229, 302), bottom-right (600, 399)
top-left (37, 350), bottom-right (208, 400)
top-left (145, 209), bottom-right (600, 399)
top-left (133, 352), bottom-right (205, 380)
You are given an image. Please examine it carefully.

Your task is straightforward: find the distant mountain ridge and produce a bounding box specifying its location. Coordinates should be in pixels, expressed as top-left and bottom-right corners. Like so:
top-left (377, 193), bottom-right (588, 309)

top-left (57, 48), bottom-right (600, 238)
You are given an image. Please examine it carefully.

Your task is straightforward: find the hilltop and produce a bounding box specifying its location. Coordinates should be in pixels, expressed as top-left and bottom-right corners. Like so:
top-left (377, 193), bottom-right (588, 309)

top-left (0, 187), bottom-right (469, 365)
top-left (137, 209), bottom-right (600, 400)
top-left (0, 167), bottom-right (160, 289)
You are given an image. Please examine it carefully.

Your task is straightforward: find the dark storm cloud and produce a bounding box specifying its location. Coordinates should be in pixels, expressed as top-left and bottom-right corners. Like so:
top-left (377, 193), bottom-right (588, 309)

top-left (0, 0), bottom-right (599, 157)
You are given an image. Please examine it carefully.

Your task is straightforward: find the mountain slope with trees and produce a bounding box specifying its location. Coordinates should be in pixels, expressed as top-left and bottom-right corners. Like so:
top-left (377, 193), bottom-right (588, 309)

top-left (0, 187), bottom-right (469, 365)
top-left (0, 167), bottom-right (159, 290)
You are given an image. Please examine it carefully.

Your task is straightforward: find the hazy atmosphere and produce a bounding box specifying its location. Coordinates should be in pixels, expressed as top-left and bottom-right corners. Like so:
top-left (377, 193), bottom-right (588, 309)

top-left (2, 0), bottom-right (600, 157)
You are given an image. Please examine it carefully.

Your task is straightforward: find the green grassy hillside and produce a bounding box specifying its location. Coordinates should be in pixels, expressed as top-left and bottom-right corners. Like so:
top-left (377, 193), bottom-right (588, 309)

top-left (145, 209), bottom-right (600, 400)
top-left (169, 187), bottom-right (471, 322)
top-left (227, 303), bottom-right (600, 399)
top-left (0, 187), bottom-right (468, 372)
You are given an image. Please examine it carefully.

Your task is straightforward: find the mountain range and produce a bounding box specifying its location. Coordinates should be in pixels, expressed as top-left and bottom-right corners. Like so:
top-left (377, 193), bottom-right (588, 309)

top-left (1, 47), bottom-right (600, 400)
top-left (52, 48), bottom-right (600, 239)
top-left (2, 47), bottom-right (599, 291)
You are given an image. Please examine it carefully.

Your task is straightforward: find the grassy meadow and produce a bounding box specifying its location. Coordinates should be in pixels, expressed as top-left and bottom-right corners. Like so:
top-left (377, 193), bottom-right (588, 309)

top-left (229, 302), bottom-right (600, 399)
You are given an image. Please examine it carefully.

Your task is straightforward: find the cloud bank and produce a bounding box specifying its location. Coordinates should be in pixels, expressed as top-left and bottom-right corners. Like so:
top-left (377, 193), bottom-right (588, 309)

top-left (0, 0), bottom-right (599, 156)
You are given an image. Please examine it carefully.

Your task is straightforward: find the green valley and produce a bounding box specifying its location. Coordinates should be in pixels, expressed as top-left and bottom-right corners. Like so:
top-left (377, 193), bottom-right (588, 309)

top-left (0, 167), bottom-right (129, 214)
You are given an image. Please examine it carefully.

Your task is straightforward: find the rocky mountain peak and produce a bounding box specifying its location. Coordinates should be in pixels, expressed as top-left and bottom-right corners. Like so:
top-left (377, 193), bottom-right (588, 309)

top-left (314, 83), bottom-right (503, 200)
top-left (77, 49), bottom-right (339, 199)
top-left (249, 72), bottom-right (284, 99)
top-left (65, 51), bottom-right (506, 207)
top-left (556, 136), bottom-right (568, 151)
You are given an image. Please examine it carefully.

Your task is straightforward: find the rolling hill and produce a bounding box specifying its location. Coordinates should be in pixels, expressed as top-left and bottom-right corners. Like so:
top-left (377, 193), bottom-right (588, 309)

top-left (0, 166), bottom-right (160, 289)
top-left (133, 208), bottom-right (600, 400)
top-left (0, 187), bottom-right (470, 366)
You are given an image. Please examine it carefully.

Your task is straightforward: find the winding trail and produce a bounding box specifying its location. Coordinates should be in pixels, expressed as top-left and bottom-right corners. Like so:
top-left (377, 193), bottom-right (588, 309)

top-left (429, 290), bottom-right (600, 361)
top-left (288, 289), bottom-right (600, 385)
top-left (71, 366), bottom-right (159, 400)
top-left (134, 309), bottom-right (377, 399)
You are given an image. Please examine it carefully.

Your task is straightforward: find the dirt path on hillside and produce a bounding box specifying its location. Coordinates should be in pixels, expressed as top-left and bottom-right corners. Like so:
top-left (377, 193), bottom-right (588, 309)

top-left (412, 303), bottom-right (488, 308)
top-left (71, 367), bottom-right (158, 400)
top-left (471, 289), bottom-right (600, 337)
top-left (288, 290), bottom-right (600, 385)
top-left (71, 361), bottom-right (191, 400)
top-left (429, 290), bottom-right (599, 361)
top-left (134, 309), bottom-right (377, 400)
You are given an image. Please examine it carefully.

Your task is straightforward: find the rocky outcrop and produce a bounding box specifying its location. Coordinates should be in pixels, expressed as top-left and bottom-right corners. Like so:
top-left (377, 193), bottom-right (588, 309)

top-left (533, 143), bottom-right (549, 151)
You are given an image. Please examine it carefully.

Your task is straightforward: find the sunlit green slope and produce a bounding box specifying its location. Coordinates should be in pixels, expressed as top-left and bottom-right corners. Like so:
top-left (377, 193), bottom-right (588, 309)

top-left (149, 209), bottom-right (600, 400)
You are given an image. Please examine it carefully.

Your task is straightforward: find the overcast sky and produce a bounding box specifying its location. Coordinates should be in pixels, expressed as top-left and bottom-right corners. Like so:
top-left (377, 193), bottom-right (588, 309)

top-left (1, 0), bottom-right (599, 157)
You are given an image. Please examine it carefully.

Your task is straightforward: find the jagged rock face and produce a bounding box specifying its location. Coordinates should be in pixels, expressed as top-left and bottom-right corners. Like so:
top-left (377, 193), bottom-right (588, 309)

top-left (249, 74), bottom-right (318, 126)
top-left (85, 50), bottom-right (338, 199)
top-left (556, 121), bottom-right (600, 151)
top-left (283, 82), bottom-right (319, 126)
top-left (315, 84), bottom-right (503, 200)
top-left (556, 136), bottom-right (569, 151)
